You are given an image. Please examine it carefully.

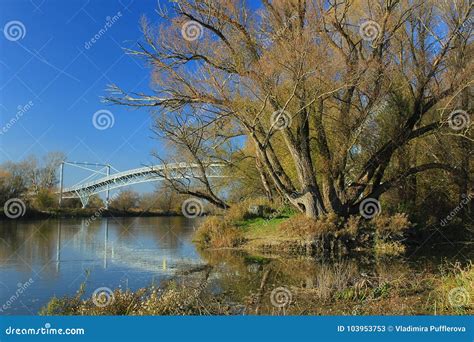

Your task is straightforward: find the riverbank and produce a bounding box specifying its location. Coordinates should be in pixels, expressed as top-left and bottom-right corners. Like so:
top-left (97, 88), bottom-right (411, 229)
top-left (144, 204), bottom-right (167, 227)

top-left (40, 251), bottom-right (474, 316)
top-left (194, 204), bottom-right (414, 259)
top-left (193, 199), bottom-right (473, 259)
top-left (217, 216), bottom-right (334, 256)
top-left (0, 207), bottom-right (182, 220)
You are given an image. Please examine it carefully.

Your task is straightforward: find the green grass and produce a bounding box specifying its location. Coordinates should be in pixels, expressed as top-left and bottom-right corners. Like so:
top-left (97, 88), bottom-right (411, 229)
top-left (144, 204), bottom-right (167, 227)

top-left (236, 216), bottom-right (289, 239)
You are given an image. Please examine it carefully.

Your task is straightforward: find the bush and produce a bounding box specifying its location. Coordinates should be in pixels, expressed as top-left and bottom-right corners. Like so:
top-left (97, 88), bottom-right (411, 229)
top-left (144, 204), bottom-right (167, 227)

top-left (194, 216), bottom-right (244, 248)
top-left (278, 212), bottom-right (412, 255)
top-left (34, 189), bottom-right (57, 210)
top-left (432, 261), bottom-right (473, 314)
top-left (40, 281), bottom-right (87, 315)
top-left (225, 197), bottom-right (274, 223)
top-left (372, 213), bottom-right (411, 241)
top-left (109, 190), bottom-right (139, 211)
top-left (41, 280), bottom-right (232, 316)
top-left (370, 213), bottom-right (411, 256)
top-left (279, 213), bottom-right (342, 239)
top-left (315, 261), bottom-right (358, 300)
top-left (374, 241), bottom-right (406, 256)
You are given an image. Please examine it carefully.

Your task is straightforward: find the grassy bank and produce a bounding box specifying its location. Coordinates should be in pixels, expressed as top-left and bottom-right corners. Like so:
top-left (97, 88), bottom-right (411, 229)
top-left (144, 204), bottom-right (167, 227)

top-left (194, 200), bottom-right (411, 257)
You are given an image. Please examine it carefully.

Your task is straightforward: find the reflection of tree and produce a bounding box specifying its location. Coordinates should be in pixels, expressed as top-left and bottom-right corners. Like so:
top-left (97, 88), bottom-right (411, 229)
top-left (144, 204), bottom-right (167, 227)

top-left (147, 217), bottom-right (193, 250)
top-left (197, 248), bottom-right (267, 304)
top-left (196, 247), bottom-right (426, 314)
top-left (195, 249), bottom-right (327, 305)
top-left (0, 219), bottom-right (71, 274)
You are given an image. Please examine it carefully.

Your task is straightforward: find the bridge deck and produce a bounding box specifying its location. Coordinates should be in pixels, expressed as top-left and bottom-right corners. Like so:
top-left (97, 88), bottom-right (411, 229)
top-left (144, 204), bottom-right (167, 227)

top-left (60, 162), bottom-right (225, 206)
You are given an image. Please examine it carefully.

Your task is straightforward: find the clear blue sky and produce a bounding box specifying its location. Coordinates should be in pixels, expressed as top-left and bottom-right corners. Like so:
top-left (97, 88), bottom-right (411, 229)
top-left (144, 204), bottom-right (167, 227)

top-left (0, 0), bottom-right (171, 190)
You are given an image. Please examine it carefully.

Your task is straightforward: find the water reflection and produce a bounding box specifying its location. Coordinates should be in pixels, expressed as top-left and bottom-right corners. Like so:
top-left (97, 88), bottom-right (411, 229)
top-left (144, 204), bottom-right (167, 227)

top-left (0, 217), bottom-right (203, 314)
top-left (0, 217), bottom-right (470, 315)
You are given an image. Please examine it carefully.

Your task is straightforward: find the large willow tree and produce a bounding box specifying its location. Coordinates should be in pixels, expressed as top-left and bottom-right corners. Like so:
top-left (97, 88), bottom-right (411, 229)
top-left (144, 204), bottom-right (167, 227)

top-left (108, 0), bottom-right (472, 218)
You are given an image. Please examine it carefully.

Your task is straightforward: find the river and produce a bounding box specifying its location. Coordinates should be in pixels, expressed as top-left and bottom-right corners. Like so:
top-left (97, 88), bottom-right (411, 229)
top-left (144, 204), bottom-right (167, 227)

top-left (0, 217), bottom-right (205, 315)
top-left (0, 217), bottom-right (470, 315)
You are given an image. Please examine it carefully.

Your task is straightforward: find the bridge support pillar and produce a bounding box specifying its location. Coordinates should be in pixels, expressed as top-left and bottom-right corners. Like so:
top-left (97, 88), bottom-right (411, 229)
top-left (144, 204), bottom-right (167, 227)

top-left (58, 162), bottom-right (64, 207)
top-left (105, 165), bottom-right (110, 209)
top-left (76, 191), bottom-right (90, 208)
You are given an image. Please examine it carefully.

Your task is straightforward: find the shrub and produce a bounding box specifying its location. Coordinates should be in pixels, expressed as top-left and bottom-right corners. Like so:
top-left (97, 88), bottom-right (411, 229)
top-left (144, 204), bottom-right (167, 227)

top-left (432, 261), bottom-right (473, 314)
top-left (109, 190), bottom-right (139, 211)
top-left (225, 197), bottom-right (274, 223)
top-left (342, 216), bottom-right (361, 236)
top-left (375, 241), bottom-right (406, 257)
top-left (34, 189), bottom-right (57, 210)
top-left (314, 262), bottom-right (358, 300)
top-left (40, 281), bottom-right (87, 315)
top-left (194, 216), bottom-right (244, 248)
top-left (279, 213), bottom-right (340, 239)
top-left (372, 213), bottom-right (411, 241)
top-left (370, 213), bottom-right (411, 256)
top-left (337, 215), bottom-right (364, 240)
top-left (41, 281), bottom-right (232, 316)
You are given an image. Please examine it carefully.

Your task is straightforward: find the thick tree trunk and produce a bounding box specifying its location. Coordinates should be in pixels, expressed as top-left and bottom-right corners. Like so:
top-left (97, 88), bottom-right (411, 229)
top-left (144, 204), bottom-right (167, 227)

top-left (255, 157), bottom-right (273, 202)
top-left (293, 186), bottom-right (326, 218)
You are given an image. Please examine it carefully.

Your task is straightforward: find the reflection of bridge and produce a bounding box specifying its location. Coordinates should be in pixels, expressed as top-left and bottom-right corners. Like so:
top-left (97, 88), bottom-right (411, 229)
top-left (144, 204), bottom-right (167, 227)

top-left (55, 219), bottom-right (205, 275)
top-left (58, 162), bottom-right (225, 208)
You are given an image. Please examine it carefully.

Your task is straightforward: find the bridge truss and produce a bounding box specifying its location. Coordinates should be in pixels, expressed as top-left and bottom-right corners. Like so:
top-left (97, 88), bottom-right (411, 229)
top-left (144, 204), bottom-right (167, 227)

top-left (58, 162), bottom-right (225, 208)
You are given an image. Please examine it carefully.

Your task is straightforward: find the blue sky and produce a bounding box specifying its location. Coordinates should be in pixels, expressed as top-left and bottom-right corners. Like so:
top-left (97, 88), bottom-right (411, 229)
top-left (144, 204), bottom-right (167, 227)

top-left (0, 0), bottom-right (171, 191)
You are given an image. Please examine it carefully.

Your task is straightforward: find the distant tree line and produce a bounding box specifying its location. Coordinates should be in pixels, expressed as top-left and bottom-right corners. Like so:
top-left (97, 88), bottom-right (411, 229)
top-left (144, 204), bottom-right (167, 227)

top-left (0, 153), bottom-right (194, 215)
top-left (0, 152), bottom-right (64, 210)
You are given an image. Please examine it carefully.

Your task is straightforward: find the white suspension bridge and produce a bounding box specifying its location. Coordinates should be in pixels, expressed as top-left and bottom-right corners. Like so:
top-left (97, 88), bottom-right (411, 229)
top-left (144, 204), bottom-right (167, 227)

top-left (58, 161), bottom-right (226, 208)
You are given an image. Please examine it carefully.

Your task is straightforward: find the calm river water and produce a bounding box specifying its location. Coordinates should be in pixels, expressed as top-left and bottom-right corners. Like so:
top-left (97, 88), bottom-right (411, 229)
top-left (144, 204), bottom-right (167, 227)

top-left (0, 217), bottom-right (205, 314)
top-left (0, 217), bottom-right (470, 315)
